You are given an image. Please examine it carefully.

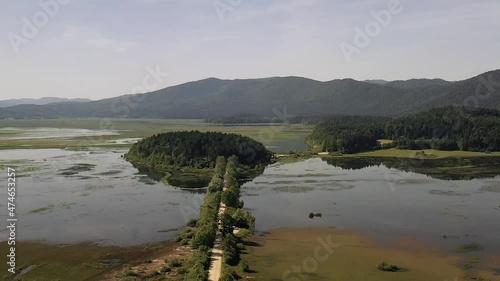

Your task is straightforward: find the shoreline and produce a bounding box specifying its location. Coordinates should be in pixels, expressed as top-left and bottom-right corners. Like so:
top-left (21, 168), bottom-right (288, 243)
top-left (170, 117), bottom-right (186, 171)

top-left (320, 148), bottom-right (500, 159)
top-left (275, 148), bottom-right (500, 162)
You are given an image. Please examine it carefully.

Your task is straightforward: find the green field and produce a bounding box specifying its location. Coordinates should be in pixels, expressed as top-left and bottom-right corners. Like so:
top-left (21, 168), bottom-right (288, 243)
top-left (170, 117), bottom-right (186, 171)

top-left (0, 119), bottom-right (313, 152)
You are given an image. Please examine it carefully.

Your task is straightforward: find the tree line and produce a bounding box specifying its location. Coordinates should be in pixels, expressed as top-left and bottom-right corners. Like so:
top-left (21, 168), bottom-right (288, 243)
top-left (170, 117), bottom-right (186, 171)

top-left (308, 107), bottom-right (500, 153)
top-left (176, 156), bottom-right (256, 280)
top-left (177, 156), bottom-right (226, 280)
top-left (385, 107), bottom-right (500, 151)
top-left (306, 115), bottom-right (390, 153)
top-left (219, 156), bottom-right (255, 281)
top-left (125, 131), bottom-right (272, 169)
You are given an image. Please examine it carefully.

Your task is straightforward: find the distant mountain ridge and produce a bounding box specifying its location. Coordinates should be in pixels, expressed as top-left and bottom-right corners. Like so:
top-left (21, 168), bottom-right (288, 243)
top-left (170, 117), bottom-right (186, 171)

top-left (0, 70), bottom-right (498, 119)
top-left (365, 78), bottom-right (454, 89)
top-left (0, 97), bottom-right (91, 108)
top-left (386, 78), bottom-right (454, 89)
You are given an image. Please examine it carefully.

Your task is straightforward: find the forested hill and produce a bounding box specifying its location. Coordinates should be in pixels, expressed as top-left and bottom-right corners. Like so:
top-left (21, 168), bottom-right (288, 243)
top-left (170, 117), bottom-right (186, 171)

top-left (308, 107), bottom-right (500, 153)
top-left (125, 131), bottom-right (272, 169)
top-left (1, 69), bottom-right (498, 119)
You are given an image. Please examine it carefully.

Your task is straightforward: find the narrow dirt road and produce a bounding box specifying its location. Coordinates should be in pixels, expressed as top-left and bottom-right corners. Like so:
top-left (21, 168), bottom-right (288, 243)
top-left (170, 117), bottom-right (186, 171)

top-left (208, 202), bottom-right (225, 281)
top-left (208, 178), bottom-right (228, 281)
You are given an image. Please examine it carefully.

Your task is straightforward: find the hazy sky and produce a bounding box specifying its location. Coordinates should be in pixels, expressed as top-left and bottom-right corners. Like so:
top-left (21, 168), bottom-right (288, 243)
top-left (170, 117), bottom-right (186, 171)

top-left (1, 0), bottom-right (499, 100)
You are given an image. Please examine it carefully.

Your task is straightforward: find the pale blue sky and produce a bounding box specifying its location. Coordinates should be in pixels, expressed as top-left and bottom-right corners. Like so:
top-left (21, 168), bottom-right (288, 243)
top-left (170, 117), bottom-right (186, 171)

top-left (1, 0), bottom-right (499, 99)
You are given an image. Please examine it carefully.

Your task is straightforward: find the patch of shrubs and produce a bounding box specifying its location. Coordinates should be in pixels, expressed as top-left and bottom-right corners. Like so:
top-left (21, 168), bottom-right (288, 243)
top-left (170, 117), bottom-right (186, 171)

top-left (239, 259), bottom-right (251, 273)
top-left (169, 258), bottom-right (182, 268)
top-left (186, 218), bottom-right (198, 227)
top-left (308, 212), bottom-right (322, 219)
top-left (377, 261), bottom-right (402, 272)
top-left (180, 245), bottom-right (211, 281)
top-left (220, 267), bottom-right (239, 281)
top-left (222, 233), bottom-right (240, 265)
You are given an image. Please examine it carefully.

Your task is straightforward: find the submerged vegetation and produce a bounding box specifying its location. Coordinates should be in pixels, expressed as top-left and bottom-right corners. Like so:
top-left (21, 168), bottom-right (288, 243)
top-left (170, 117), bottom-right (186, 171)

top-left (27, 204), bottom-right (55, 215)
top-left (454, 243), bottom-right (485, 253)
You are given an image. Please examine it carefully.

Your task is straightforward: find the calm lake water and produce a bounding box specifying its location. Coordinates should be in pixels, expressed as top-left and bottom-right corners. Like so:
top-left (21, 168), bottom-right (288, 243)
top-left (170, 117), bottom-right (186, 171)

top-left (0, 148), bottom-right (202, 246)
top-left (1, 148), bottom-right (499, 256)
top-left (242, 157), bottom-right (500, 255)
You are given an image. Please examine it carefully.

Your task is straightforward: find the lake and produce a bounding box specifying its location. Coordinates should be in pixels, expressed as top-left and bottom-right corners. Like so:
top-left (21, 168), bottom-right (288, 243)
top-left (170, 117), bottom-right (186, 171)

top-left (0, 148), bottom-right (202, 246)
top-left (242, 157), bottom-right (500, 255)
top-left (1, 147), bottom-right (499, 257)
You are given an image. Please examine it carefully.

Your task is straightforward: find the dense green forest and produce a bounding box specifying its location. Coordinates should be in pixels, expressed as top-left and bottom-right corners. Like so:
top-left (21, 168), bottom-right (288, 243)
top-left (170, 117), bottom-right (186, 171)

top-left (306, 115), bottom-right (390, 153)
top-left (308, 107), bottom-right (500, 153)
top-left (125, 131), bottom-right (272, 169)
top-left (386, 107), bottom-right (500, 151)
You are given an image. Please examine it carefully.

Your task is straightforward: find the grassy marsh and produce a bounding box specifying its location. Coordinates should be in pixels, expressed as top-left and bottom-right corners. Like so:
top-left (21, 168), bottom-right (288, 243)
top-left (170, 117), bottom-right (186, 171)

top-left (241, 228), bottom-right (498, 281)
top-left (0, 119), bottom-right (312, 152)
top-left (0, 240), bottom-right (181, 281)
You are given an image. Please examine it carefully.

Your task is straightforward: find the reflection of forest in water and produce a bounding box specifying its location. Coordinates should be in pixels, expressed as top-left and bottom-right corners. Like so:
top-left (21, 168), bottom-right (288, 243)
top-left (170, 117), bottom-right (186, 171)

top-left (322, 157), bottom-right (500, 180)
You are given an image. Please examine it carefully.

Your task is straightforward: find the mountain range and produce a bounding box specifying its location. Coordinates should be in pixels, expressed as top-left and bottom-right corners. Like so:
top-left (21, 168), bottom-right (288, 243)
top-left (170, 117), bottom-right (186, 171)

top-left (364, 78), bottom-right (453, 89)
top-left (0, 97), bottom-right (91, 108)
top-left (0, 70), bottom-right (498, 119)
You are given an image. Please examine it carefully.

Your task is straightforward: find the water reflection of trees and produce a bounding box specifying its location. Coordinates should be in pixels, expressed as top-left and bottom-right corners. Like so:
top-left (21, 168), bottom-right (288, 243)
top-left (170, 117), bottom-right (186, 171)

top-left (322, 157), bottom-right (500, 180)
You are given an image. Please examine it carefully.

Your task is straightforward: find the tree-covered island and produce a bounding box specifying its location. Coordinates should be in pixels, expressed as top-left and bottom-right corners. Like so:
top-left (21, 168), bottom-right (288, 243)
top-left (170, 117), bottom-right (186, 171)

top-left (125, 131), bottom-right (273, 188)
